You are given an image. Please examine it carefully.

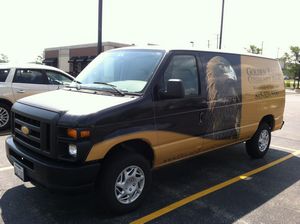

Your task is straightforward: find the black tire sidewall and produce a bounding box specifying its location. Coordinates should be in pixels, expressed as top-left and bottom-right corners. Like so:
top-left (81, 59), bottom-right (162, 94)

top-left (0, 104), bottom-right (11, 131)
top-left (99, 152), bottom-right (151, 214)
top-left (246, 123), bottom-right (271, 158)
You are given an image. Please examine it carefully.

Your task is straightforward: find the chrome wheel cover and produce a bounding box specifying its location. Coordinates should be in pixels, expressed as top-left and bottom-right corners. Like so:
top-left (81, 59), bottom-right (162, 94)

top-left (258, 129), bottom-right (269, 152)
top-left (115, 165), bottom-right (145, 204)
top-left (0, 107), bottom-right (9, 128)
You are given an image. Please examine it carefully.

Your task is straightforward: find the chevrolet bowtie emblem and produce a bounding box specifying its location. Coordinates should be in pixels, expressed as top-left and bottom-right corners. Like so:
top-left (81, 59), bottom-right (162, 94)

top-left (21, 126), bottom-right (30, 135)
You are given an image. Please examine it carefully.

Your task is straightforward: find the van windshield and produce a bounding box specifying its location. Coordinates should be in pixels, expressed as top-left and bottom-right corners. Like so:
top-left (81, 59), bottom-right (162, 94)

top-left (73, 49), bottom-right (164, 94)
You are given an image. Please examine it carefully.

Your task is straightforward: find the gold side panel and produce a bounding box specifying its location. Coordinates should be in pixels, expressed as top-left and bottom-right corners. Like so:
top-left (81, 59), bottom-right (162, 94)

top-left (240, 56), bottom-right (285, 139)
top-left (86, 131), bottom-right (158, 162)
top-left (86, 130), bottom-right (239, 168)
top-left (153, 131), bottom-right (203, 166)
top-left (86, 131), bottom-right (197, 163)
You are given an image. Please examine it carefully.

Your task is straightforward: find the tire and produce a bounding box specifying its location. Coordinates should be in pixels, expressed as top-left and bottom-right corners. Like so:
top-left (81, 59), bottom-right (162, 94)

top-left (97, 151), bottom-right (152, 214)
top-left (246, 122), bottom-right (271, 158)
top-left (0, 104), bottom-right (11, 131)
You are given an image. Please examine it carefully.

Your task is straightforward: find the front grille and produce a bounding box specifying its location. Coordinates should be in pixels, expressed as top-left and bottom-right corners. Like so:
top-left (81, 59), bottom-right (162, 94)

top-left (12, 112), bottom-right (51, 156)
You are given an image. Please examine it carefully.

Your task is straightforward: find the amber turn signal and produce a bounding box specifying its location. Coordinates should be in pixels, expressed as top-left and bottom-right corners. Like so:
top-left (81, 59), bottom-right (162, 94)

top-left (67, 128), bottom-right (90, 139)
top-left (67, 128), bottom-right (78, 139)
top-left (80, 130), bottom-right (90, 138)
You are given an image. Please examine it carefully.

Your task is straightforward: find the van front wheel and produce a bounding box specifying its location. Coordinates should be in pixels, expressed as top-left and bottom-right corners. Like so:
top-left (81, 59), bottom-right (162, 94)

top-left (98, 152), bottom-right (151, 214)
top-left (246, 123), bottom-right (271, 158)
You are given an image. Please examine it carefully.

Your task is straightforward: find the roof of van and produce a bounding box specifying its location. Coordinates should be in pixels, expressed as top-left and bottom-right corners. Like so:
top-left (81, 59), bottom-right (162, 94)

top-left (111, 45), bottom-right (277, 60)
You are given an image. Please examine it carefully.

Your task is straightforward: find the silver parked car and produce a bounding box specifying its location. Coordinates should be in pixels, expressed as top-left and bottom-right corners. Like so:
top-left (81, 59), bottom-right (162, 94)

top-left (0, 63), bottom-right (74, 130)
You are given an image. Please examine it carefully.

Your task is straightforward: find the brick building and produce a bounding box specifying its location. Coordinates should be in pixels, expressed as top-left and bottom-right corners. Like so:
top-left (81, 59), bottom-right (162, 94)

top-left (43, 42), bottom-right (130, 76)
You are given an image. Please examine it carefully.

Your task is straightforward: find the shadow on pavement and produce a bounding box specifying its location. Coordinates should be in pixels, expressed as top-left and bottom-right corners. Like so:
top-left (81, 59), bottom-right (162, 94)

top-left (1, 145), bottom-right (299, 223)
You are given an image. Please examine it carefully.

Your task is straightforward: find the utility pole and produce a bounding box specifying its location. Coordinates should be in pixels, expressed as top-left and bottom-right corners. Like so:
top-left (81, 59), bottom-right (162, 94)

top-left (216, 34), bottom-right (219, 49)
top-left (208, 40), bottom-right (210, 49)
top-left (97, 0), bottom-right (103, 55)
top-left (261, 41), bottom-right (264, 55)
top-left (219, 0), bottom-right (225, 49)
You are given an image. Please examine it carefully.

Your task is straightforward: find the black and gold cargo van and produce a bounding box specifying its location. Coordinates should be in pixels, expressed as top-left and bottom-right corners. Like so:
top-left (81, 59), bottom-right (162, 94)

top-left (6, 47), bottom-right (285, 213)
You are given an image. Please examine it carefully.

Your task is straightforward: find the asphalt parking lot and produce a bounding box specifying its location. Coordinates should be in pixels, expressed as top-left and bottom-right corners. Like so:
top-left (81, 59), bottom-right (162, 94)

top-left (1, 92), bottom-right (300, 224)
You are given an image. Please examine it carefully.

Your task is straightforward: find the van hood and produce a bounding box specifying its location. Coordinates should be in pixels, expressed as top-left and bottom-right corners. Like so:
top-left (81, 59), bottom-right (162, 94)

top-left (18, 89), bottom-right (138, 116)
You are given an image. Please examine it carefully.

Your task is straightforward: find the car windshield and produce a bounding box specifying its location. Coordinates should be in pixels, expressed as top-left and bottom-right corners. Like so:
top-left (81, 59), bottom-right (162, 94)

top-left (72, 49), bottom-right (165, 94)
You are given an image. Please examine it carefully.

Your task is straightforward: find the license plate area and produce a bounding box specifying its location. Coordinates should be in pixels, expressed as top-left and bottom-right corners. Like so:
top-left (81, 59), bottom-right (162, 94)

top-left (14, 162), bottom-right (25, 181)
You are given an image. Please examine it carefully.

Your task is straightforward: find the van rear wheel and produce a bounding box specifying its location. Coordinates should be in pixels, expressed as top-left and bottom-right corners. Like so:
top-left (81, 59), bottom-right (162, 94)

top-left (97, 151), bottom-right (151, 214)
top-left (246, 122), bottom-right (271, 158)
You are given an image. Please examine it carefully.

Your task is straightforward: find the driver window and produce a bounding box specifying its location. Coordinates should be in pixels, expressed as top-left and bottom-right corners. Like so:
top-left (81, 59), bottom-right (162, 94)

top-left (163, 55), bottom-right (199, 96)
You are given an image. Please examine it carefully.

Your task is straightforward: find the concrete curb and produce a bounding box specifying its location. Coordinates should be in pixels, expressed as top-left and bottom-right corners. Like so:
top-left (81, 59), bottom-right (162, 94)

top-left (286, 89), bottom-right (300, 94)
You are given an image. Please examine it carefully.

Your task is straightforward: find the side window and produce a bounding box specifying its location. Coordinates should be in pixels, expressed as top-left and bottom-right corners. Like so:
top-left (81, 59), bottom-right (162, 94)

top-left (163, 55), bottom-right (199, 96)
top-left (46, 71), bottom-right (73, 85)
top-left (0, 69), bottom-right (10, 82)
top-left (13, 69), bottom-right (48, 84)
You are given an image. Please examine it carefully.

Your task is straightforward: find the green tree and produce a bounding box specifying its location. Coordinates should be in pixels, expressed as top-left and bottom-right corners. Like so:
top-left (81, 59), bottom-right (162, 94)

top-left (246, 45), bottom-right (262, 54)
top-left (284, 46), bottom-right (300, 88)
top-left (290, 46), bottom-right (300, 89)
top-left (290, 46), bottom-right (300, 62)
top-left (281, 52), bottom-right (291, 66)
top-left (0, 53), bottom-right (9, 63)
top-left (281, 52), bottom-right (293, 77)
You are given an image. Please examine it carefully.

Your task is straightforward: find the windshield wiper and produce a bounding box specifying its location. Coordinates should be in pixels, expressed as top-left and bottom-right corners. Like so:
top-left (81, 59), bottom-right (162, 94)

top-left (93, 82), bottom-right (125, 96)
top-left (68, 80), bottom-right (82, 90)
top-left (73, 80), bottom-right (81, 84)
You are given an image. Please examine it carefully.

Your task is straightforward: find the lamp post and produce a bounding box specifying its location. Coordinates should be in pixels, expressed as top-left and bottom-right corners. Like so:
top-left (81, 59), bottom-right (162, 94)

top-left (219, 0), bottom-right (225, 49)
top-left (97, 0), bottom-right (103, 55)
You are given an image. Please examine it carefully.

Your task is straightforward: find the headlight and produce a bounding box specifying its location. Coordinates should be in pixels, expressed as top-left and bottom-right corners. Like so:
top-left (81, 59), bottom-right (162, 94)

top-left (68, 144), bottom-right (77, 157)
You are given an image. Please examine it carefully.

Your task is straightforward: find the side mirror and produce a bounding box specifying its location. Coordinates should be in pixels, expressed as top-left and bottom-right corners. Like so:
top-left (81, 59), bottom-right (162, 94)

top-left (160, 79), bottom-right (185, 99)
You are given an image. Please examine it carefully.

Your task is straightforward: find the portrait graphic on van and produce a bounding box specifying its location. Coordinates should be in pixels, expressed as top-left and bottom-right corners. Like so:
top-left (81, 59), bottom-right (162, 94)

top-left (204, 55), bottom-right (242, 140)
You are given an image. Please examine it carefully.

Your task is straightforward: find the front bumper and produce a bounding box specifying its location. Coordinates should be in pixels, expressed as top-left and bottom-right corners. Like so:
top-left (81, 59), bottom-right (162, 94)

top-left (5, 136), bottom-right (100, 192)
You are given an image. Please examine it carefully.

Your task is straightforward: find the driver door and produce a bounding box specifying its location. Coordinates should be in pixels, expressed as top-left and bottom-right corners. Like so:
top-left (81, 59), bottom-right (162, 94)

top-left (153, 53), bottom-right (206, 165)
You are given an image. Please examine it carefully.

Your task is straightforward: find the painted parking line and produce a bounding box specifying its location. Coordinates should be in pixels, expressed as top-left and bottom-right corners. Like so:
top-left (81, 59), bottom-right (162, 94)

top-left (0, 166), bottom-right (13, 172)
top-left (131, 147), bottom-right (300, 224)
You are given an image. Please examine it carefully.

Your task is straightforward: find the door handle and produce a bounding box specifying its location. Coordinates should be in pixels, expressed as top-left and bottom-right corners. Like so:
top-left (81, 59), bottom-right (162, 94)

top-left (199, 112), bottom-right (204, 124)
top-left (17, 89), bottom-right (25, 93)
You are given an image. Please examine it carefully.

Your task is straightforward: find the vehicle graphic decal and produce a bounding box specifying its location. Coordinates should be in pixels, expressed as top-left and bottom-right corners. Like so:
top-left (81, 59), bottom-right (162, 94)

top-left (203, 54), bottom-right (242, 140)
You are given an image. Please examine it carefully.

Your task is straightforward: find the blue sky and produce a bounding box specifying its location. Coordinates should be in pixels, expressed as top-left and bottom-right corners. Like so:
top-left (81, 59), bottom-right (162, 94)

top-left (1, 0), bottom-right (299, 62)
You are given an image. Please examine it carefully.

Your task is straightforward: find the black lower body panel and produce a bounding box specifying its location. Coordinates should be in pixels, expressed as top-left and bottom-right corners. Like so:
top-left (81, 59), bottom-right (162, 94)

top-left (5, 136), bottom-right (100, 192)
